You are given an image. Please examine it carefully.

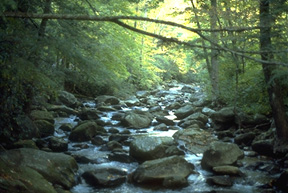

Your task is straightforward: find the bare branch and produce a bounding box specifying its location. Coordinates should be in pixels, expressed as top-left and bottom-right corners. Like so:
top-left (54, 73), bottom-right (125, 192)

top-left (3, 12), bottom-right (288, 67)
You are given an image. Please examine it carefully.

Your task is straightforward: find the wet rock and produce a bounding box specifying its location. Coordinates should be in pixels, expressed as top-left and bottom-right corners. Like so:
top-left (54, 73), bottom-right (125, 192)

top-left (0, 148), bottom-right (78, 189)
top-left (186, 112), bottom-right (209, 125)
top-left (123, 96), bottom-right (140, 107)
top-left (252, 139), bottom-right (274, 157)
top-left (130, 155), bottom-right (194, 188)
top-left (236, 113), bottom-right (270, 128)
top-left (69, 121), bottom-right (106, 142)
top-left (0, 160), bottom-right (57, 193)
top-left (275, 169), bottom-right (288, 192)
top-left (216, 130), bottom-right (234, 140)
top-left (82, 168), bottom-right (127, 188)
top-left (202, 107), bottom-right (216, 116)
top-left (108, 152), bottom-right (137, 163)
top-left (156, 116), bottom-right (174, 126)
top-left (173, 128), bottom-right (216, 154)
top-left (13, 139), bottom-right (39, 149)
top-left (96, 95), bottom-right (120, 105)
top-left (166, 101), bottom-right (182, 110)
top-left (121, 109), bottom-right (153, 129)
top-left (34, 120), bottom-right (54, 137)
top-left (174, 104), bottom-right (195, 119)
top-left (234, 132), bottom-right (256, 146)
top-left (108, 128), bottom-right (120, 134)
top-left (97, 106), bottom-right (117, 112)
top-left (46, 104), bottom-right (78, 115)
top-left (58, 91), bottom-right (78, 107)
top-left (211, 107), bottom-right (235, 123)
top-left (111, 112), bottom-right (125, 121)
top-left (49, 137), bottom-right (68, 152)
top-left (154, 123), bottom-right (168, 131)
top-left (30, 110), bottom-right (54, 124)
top-left (129, 136), bottom-right (175, 162)
top-left (178, 119), bottom-right (204, 129)
top-left (136, 90), bottom-right (150, 98)
top-left (206, 176), bottom-right (233, 187)
top-left (181, 85), bottom-right (195, 93)
top-left (201, 141), bottom-right (244, 171)
top-left (11, 115), bottom-right (39, 141)
top-left (91, 136), bottom-right (106, 146)
top-left (106, 141), bottom-right (122, 151)
top-left (212, 165), bottom-right (243, 176)
top-left (78, 108), bottom-right (100, 120)
top-left (59, 123), bottom-right (74, 132)
top-left (109, 134), bottom-right (129, 143)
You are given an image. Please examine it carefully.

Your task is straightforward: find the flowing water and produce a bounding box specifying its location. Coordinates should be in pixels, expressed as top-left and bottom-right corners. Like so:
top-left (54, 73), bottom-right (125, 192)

top-left (53, 83), bottom-right (279, 193)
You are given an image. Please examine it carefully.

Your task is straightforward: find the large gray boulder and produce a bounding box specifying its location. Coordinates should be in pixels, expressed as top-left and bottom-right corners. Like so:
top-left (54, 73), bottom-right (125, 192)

top-left (95, 95), bottom-right (120, 105)
top-left (69, 121), bottom-right (106, 142)
top-left (121, 110), bottom-right (153, 129)
top-left (129, 136), bottom-right (181, 162)
top-left (82, 168), bottom-right (127, 188)
top-left (201, 141), bottom-right (244, 171)
top-left (0, 148), bottom-right (78, 190)
top-left (30, 110), bottom-right (54, 124)
top-left (58, 90), bottom-right (78, 107)
top-left (174, 104), bottom-right (195, 119)
top-left (34, 120), bottom-right (54, 137)
top-left (211, 107), bottom-right (235, 123)
top-left (129, 155), bottom-right (195, 188)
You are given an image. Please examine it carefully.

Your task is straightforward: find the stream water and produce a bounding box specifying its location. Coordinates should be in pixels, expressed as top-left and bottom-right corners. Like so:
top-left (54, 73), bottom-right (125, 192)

top-left (53, 83), bottom-right (279, 193)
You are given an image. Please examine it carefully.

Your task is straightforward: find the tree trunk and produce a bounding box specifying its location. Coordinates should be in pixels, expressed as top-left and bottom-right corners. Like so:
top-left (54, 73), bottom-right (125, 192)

top-left (259, 0), bottom-right (288, 140)
top-left (209, 0), bottom-right (220, 102)
top-left (38, 0), bottom-right (52, 37)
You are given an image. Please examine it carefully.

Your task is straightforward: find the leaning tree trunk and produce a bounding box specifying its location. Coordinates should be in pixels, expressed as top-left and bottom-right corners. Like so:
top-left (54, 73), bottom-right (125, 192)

top-left (259, 0), bottom-right (288, 140)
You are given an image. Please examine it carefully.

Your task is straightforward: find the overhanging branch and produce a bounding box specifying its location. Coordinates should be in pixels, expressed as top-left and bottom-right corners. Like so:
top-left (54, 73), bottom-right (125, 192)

top-left (3, 12), bottom-right (288, 67)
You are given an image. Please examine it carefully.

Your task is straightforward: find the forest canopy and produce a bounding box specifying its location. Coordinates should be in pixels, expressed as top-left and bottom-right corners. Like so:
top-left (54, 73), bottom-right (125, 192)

top-left (1, 0), bottom-right (288, 139)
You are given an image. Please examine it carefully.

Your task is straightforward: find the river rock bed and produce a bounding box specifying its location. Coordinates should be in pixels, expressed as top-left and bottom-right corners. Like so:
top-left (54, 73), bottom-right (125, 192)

top-left (1, 81), bottom-right (287, 193)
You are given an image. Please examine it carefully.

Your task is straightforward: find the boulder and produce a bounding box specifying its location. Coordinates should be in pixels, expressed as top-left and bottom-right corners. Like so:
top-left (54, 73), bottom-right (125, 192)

top-left (0, 148), bottom-right (78, 189)
top-left (46, 104), bottom-right (78, 115)
top-left (0, 159), bottom-right (57, 193)
top-left (234, 132), bottom-right (256, 146)
top-left (108, 152), bottom-right (137, 163)
top-left (275, 169), bottom-right (288, 192)
top-left (174, 104), bottom-right (195, 119)
top-left (211, 107), bottom-right (235, 123)
top-left (206, 176), bottom-right (233, 187)
top-left (129, 136), bottom-right (176, 162)
top-left (14, 115), bottom-right (39, 140)
top-left (252, 139), bottom-right (274, 157)
top-left (69, 121), bottom-right (106, 142)
top-left (201, 141), bottom-right (244, 171)
top-left (95, 95), bottom-right (120, 105)
top-left (136, 90), bottom-right (150, 98)
top-left (173, 128), bottom-right (216, 154)
top-left (30, 110), bottom-right (54, 124)
top-left (153, 123), bottom-right (168, 131)
top-left (49, 137), bottom-right (68, 152)
top-left (59, 123), bottom-right (74, 132)
top-left (185, 112), bottom-right (209, 125)
top-left (121, 110), bottom-right (153, 129)
top-left (82, 168), bottom-right (127, 188)
top-left (202, 107), bottom-right (216, 116)
top-left (78, 108), bottom-right (100, 120)
top-left (129, 155), bottom-right (195, 188)
top-left (13, 139), bottom-right (38, 149)
top-left (156, 116), bottom-right (174, 126)
top-left (58, 91), bottom-right (78, 107)
top-left (212, 165), bottom-right (243, 176)
top-left (34, 120), bottom-right (54, 137)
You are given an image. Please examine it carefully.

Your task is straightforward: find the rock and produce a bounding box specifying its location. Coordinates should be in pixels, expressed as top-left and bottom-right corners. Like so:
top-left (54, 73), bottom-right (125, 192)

top-left (69, 121), bottom-right (106, 142)
top-left (78, 108), bottom-right (100, 120)
top-left (234, 132), bottom-right (256, 146)
top-left (58, 91), bottom-right (78, 107)
top-left (82, 168), bottom-right (127, 188)
top-left (121, 109), bottom-right (153, 129)
top-left (13, 139), bottom-right (39, 149)
top-left (0, 159), bottom-right (57, 193)
top-left (173, 128), bottom-right (216, 154)
top-left (30, 110), bottom-right (54, 124)
top-left (129, 136), bottom-right (175, 162)
top-left (109, 134), bottom-right (129, 143)
top-left (129, 155), bottom-right (194, 188)
top-left (136, 90), bottom-right (150, 98)
top-left (202, 107), bottom-right (216, 116)
top-left (108, 152), bottom-right (137, 163)
top-left (275, 169), bottom-right (288, 192)
top-left (186, 112), bottom-right (209, 125)
top-left (34, 120), bottom-right (54, 137)
top-left (181, 85), bottom-right (195, 93)
top-left (178, 119), bottom-right (205, 129)
top-left (106, 141), bottom-right (122, 151)
top-left (206, 176), bottom-right (233, 187)
top-left (216, 130), bottom-right (234, 140)
top-left (212, 165), bottom-right (243, 176)
top-left (96, 95), bottom-right (120, 105)
top-left (49, 137), bottom-right (68, 152)
top-left (91, 136), bottom-right (105, 146)
top-left (201, 141), bottom-right (244, 171)
top-left (123, 96), bottom-right (140, 107)
top-left (174, 104), bottom-right (195, 119)
top-left (0, 148), bottom-right (78, 189)
top-left (156, 116), bottom-right (174, 126)
top-left (46, 104), bottom-right (78, 115)
top-left (59, 123), bottom-right (74, 131)
top-left (97, 106), bottom-right (117, 112)
top-left (154, 123), bottom-right (168, 131)
top-left (211, 107), bottom-right (235, 123)
top-left (13, 115), bottom-right (39, 140)
top-left (252, 139), bottom-right (274, 157)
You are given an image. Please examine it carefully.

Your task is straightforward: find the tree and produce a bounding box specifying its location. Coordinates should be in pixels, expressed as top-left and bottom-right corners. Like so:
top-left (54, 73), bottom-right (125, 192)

top-left (259, 0), bottom-right (288, 140)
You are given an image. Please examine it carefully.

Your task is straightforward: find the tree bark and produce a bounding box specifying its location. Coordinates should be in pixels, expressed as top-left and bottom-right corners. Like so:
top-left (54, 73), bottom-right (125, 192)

top-left (38, 0), bottom-right (52, 37)
top-left (259, 0), bottom-right (288, 140)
